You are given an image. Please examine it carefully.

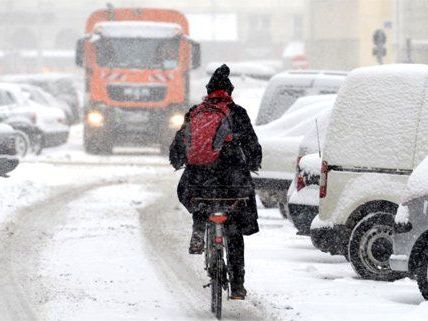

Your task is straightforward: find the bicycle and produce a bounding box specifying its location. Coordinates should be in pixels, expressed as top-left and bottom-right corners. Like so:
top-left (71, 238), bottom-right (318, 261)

top-left (192, 197), bottom-right (248, 320)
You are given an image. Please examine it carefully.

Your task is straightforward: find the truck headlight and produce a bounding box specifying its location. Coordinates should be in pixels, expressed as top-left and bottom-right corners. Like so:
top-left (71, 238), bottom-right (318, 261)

top-left (87, 110), bottom-right (104, 128)
top-left (169, 113), bottom-right (185, 129)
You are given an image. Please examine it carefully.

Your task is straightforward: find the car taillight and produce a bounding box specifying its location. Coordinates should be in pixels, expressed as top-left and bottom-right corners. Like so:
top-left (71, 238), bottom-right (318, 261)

top-left (296, 175), bottom-right (305, 192)
top-left (319, 160), bottom-right (329, 198)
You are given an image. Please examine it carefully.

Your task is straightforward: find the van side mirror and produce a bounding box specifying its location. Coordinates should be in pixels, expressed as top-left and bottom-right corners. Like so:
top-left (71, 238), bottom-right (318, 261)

top-left (191, 41), bottom-right (201, 70)
top-left (75, 38), bottom-right (85, 67)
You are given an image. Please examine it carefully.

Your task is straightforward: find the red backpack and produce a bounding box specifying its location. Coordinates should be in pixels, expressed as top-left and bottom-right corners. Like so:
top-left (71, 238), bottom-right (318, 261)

top-left (185, 99), bottom-right (233, 165)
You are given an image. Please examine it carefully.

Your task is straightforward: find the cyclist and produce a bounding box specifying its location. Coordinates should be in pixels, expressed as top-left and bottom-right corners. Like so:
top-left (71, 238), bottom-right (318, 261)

top-left (169, 64), bottom-right (262, 300)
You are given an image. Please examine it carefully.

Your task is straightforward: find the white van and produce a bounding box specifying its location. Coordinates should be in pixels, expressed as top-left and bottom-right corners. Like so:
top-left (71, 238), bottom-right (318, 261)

top-left (310, 64), bottom-right (428, 281)
top-left (255, 70), bottom-right (346, 126)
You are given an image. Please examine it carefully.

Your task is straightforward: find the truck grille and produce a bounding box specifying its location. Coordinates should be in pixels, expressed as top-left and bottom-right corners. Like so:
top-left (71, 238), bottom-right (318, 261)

top-left (107, 84), bottom-right (167, 102)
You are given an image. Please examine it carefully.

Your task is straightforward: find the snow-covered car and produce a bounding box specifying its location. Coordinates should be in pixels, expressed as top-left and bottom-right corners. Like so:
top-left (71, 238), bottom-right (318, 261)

top-left (0, 83), bottom-right (69, 154)
top-left (311, 64), bottom-right (428, 281)
top-left (20, 84), bottom-right (74, 125)
top-left (390, 156), bottom-right (428, 299)
top-left (255, 70), bottom-right (346, 126)
top-left (0, 73), bottom-right (81, 123)
top-left (254, 95), bottom-right (336, 209)
top-left (287, 153), bottom-right (321, 234)
top-left (286, 108), bottom-right (332, 233)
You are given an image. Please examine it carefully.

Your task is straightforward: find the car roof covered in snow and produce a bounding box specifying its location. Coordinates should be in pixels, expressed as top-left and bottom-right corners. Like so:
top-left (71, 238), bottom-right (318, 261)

top-left (93, 21), bottom-right (183, 39)
top-left (255, 70), bottom-right (345, 125)
top-left (324, 63), bottom-right (428, 170)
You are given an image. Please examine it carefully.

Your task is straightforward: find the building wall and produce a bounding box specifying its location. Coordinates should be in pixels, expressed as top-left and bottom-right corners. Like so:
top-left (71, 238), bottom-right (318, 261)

top-left (304, 0), bottom-right (394, 70)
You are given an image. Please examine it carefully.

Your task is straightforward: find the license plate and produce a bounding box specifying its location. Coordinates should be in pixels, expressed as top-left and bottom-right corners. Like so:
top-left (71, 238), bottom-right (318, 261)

top-left (124, 111), bottom-right (149, 123)
top-left (123, 87), bottom-right (151, 100)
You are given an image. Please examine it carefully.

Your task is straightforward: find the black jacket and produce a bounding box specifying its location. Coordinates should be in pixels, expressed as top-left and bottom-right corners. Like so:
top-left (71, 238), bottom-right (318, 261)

top-left (170, 97), bottom-right (262, 235)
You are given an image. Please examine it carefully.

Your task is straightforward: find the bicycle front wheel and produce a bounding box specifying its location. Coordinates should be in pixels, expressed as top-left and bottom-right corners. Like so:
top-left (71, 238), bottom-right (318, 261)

top-left (211, 253), bottom-right (223, 319)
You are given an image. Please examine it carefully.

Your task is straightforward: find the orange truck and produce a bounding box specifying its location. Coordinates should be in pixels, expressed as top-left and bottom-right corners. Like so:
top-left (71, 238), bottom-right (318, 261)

top-left (75, 7), bottom-right (200, 154)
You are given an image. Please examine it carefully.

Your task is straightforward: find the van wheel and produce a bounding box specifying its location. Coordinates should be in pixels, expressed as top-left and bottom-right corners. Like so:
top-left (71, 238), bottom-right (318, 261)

top-left (416, 246), bottom-right (428, 300)
top-left (348, 212), bottom-right (406, 281)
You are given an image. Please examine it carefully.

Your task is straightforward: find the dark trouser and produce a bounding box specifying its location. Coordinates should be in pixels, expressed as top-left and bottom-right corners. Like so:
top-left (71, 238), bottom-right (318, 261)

top-left (193, 211), bottom-right (245, 275)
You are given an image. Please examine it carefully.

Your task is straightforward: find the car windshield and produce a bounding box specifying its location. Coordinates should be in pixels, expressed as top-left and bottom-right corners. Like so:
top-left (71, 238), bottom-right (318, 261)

top-left (94, 37), bottom-right (180, 70)
top-left (256, 85), bottom-right (307, 125)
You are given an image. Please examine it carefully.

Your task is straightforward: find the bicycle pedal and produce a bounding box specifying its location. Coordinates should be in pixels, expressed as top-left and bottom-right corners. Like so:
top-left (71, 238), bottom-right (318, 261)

top-left (203, 283), bottom-right (211, 288)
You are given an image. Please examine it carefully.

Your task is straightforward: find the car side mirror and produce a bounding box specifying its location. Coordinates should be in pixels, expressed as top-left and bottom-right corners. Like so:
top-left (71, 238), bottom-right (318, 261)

top-left (75, 38), bottom-right (85, 67)
top-left (191, 41), bottom-right (201, 70)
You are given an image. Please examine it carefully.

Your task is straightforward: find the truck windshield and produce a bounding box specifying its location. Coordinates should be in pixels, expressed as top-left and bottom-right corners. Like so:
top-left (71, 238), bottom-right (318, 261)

top-left (94, 37), bottom-right (180, 70)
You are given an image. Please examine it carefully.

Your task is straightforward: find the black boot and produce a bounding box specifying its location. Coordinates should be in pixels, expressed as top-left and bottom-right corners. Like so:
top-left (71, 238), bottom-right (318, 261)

top-left (189, 228), bottom-right (205, 254)
top-left (229, 267), bottom-right (246, 300)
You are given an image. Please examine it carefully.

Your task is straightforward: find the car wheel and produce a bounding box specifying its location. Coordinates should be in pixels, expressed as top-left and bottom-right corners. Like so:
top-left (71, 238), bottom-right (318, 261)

top-left (259, 193), bottom-right (277, 208)
top-left (416, 246), bottom-right (428, 300)
top-left (14, 130), bottom-right (30, 157)
top-left (278, 201), bottom-right (289, 219)
top-left (348, 212), bottom-right (406, 281)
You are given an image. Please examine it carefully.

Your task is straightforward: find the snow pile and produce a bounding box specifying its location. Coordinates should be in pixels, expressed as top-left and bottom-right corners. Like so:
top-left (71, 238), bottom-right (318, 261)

top-left (395, 204), bottom-right (409, 224)
top-left (94, 21), bottom-right (183, 38)
top-left (324, 64), bottom-right (428, 170)
top-left (0, 123), bottom-right (15, 134)
top-left (401, 156), bottom-right (428, 204)
top-left (300, 153), bottom-right (322, 176)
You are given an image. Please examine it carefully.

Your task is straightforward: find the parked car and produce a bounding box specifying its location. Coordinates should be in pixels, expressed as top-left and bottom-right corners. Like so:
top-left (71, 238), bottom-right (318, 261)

top-left (0, 83), bottom-right (69, 154)
top-left (0, 73), bottom-right (81, 123)
top-left (255, 70), bottom-right (346, 126)
top-left (20, 84), bottom-right (74, 125)
top-left (390, 156), bottom-right (428, 299)
top-left (254, 95), bottom-right (336, 210)
top-left (310, 64), bottom-right (428, 281)
top-left (0, 123), bottom-right (19, 174)
top-left (286, 108), bottom-right (332, 232)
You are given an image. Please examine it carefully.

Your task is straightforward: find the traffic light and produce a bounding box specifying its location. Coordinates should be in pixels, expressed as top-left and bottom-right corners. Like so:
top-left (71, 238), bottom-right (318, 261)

top-left (372, 29), bottom-right (387, 64)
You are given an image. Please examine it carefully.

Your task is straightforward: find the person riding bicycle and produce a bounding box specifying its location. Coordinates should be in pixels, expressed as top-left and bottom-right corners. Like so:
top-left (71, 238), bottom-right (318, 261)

top-left (169, 64), bottom-right (262, 300)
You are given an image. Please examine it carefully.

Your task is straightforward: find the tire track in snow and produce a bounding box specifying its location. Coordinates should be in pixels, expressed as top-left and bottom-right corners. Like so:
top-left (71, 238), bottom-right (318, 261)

top-left (0, 177), bottom-right (133, 321)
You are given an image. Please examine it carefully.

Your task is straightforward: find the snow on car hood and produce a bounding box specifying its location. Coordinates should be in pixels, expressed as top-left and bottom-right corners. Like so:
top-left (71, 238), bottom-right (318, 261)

top-left (0, 123), bottom-right (15, 135)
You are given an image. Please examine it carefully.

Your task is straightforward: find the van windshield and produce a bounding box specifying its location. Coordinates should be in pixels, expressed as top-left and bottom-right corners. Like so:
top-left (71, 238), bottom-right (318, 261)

top-left (256, 86), bottom-right (306, 125)
top-left (94, 37), bottom-right (180, 70)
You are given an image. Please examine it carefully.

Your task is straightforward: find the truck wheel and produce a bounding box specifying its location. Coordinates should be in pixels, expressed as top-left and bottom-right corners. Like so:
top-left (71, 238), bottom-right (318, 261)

top-left (84, 129), bottom-right (112, 155)
top-left (416, 246), bottom-right (428, 300)
top-left (14, 130), bottom-right (30, 157)
top-left (348, 212), bottom-right (406, 281)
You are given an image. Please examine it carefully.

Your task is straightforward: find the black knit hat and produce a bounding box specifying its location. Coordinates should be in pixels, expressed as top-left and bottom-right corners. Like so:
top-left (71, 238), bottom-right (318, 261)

top-left (206, 64), bottom-right (234, 95)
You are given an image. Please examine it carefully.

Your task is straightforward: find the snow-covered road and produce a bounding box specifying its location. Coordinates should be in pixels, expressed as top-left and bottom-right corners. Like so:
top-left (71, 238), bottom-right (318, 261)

top-left (0, 128), bottom-right (427, 320)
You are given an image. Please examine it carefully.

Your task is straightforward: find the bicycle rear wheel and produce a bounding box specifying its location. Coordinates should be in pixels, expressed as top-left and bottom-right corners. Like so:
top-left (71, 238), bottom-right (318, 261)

top-left (211, 253), bottom-right (223, 319)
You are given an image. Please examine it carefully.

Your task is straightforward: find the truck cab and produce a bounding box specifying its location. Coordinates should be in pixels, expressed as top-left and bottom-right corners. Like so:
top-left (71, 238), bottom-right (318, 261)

top-left (76, 8), bottom-right (200, 154)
